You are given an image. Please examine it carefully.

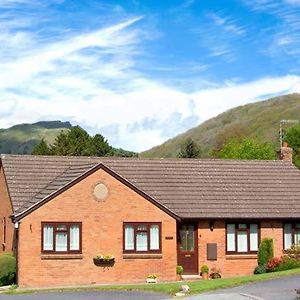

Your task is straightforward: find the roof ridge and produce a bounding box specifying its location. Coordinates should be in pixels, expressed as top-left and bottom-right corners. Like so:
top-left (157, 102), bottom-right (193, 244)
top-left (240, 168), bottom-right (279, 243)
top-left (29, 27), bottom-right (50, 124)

top-left (0, 154), bottom-right (290, 163)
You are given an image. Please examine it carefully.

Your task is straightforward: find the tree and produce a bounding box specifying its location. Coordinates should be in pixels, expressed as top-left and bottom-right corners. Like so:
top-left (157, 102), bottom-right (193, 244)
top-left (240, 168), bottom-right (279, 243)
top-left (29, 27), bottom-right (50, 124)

top-left (218, 138), bottom-right (276, 160)
top-left (50, 131), bottom-right (70, 156)
top-left (32, 139), bottom-right (51, 155)
top-left (214, 124), bottom-right (250, 153)
top-left (285, 125), bottom-right (300, 169)
top-left (33, 126), bottom-right (114, 157)
top-left (67, 126), bottom-right (91, 156)
top-left (178, 138), bottom-right (201, 158)
top-left (89, 134), bottom-right (112, 156)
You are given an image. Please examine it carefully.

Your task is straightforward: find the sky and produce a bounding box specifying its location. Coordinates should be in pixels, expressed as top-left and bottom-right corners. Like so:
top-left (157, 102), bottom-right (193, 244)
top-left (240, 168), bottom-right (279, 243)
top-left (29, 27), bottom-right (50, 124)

top-left (1, 0), bottom-right (300, 152)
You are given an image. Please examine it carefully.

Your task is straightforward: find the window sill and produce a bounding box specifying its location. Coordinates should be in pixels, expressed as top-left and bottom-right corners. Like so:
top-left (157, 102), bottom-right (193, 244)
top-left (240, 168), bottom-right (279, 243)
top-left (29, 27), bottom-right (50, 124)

top-left (123, 253), bottom-right (162, 259)
top-left (226, 254), bottom-right (257, 260)
top-left (41, 254), bottom-right (83, 260)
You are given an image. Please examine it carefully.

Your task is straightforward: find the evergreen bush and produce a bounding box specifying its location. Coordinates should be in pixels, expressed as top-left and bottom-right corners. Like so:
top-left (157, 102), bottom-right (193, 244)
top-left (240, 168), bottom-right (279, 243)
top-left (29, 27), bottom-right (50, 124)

top-left (0, 253), bottom-right (16, 286)
top-left (253, 264), bottom-right (267, 274)
top-left (258, 238), bottom-right (274, 266)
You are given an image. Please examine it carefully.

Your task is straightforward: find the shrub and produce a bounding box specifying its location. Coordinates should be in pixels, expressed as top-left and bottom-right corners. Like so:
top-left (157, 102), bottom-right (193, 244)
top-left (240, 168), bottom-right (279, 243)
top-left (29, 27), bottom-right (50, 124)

top-left (200, 265), bottom-right (209, 274)
top-left (258, 238), bottom-right (274, 266)
top-left (266, 257), bottom-right (283, 272)
top-left (0, 253), bottom-right (16, 286)
top-left (209, 267), bottom-right (221, 279)
top-left (275, 257), bottom-right (300, 272)
top-left (176, 265), bottom-right (184, 275)
top-left (284, 243), bottom-right (300, 260)
top-left (253, 264), bottom-right (267, 274)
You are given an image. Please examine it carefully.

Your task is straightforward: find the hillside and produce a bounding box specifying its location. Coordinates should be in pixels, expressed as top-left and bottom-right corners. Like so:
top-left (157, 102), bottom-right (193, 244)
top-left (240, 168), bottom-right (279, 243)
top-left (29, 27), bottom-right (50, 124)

top-left (0, 121), bottom-right (72, 154)
top-left (0, 121), bottom-right (137, 157)
top-left (140, 93), bottom-right (300, 158)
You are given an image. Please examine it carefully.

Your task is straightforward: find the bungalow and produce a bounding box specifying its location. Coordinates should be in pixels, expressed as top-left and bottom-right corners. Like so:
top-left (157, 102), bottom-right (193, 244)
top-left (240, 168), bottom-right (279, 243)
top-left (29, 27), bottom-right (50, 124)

top-left (0, 145), bottom-right (300, 287)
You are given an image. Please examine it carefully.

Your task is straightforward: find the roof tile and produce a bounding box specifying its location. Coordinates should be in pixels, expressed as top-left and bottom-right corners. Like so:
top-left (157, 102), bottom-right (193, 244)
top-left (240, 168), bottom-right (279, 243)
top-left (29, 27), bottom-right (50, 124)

top-left (1, 154), bottom-right (300, 219)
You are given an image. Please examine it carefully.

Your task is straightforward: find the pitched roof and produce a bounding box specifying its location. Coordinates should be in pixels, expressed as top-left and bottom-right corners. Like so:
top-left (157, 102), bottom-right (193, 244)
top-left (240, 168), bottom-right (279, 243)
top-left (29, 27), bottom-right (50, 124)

top-left (1, 154), bottom-right (300, 220)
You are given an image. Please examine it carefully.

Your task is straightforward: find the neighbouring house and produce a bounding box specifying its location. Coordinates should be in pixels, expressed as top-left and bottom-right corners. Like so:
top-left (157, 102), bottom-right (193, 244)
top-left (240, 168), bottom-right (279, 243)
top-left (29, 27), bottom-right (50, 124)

top-left (0, 145), bottom-right (300, 287)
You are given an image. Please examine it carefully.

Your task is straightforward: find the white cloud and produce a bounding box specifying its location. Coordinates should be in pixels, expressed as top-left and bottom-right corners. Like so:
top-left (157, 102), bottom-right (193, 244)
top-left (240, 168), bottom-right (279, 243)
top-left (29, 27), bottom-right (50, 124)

top-left (208, 13), bottom-right (247, 36)
top-left (0, 0), bottom-right (35, 6)
top-left (243, 0), bottom-right (300, 57)
top-left (193, 12), bottom-right (248, 62)
top-left (0, 17), bottom-right (142, 89)
top-left (192, 75), bottom-right (300, 121)
top-left (0, 10), bottom-right (300, 152)
top-left (1, 73), bottom-right (300, 152)
top-left (285, 0), bottom-right (300, 5)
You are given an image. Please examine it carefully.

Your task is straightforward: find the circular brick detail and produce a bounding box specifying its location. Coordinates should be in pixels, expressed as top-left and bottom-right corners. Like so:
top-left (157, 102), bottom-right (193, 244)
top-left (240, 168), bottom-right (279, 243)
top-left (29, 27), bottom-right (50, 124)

top-left (93, 183), bottom-right (108, 201)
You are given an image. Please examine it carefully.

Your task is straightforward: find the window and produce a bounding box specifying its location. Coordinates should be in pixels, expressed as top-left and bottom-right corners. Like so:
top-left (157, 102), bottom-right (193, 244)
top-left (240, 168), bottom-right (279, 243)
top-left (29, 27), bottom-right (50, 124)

top-left (226, 223), bottom-right (259, 254)
top-left (123, 223), bottom-right (161, 253)
top-left (179, 225), bottom-right (194, 251)
top-left (284, 223), bottom-right (300, 250)
top-left (42, 222), bottom-right (82, 253)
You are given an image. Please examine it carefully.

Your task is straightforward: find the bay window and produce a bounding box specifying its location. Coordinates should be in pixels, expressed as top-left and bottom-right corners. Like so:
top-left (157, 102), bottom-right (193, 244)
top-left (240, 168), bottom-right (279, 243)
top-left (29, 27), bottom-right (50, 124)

top-left (226, 223), bottom-right (259, 254)
top-left (123, 223), bottom-right (161, 253)
top-left (284, 223), bottom-right (300, 250)
top-left (42, 222), bottom-right (82, 253)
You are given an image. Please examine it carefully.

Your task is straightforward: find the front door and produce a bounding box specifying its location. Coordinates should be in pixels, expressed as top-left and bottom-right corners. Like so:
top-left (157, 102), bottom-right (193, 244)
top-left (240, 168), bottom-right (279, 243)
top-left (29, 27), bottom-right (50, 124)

top-left (177, 223), bottom-right (198, 274)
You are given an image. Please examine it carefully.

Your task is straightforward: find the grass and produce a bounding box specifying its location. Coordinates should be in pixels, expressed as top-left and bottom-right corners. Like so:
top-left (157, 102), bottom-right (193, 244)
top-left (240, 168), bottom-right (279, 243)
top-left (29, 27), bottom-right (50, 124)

top-left (4, 268), bottom-right (300, 296)
top-left (0, 125), bottom-right (69, 154)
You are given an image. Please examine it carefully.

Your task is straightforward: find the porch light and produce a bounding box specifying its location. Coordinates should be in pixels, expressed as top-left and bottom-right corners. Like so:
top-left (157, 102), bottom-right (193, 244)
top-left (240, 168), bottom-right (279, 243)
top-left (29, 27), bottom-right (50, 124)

top-left (209, 221), bottom-right (214, 232)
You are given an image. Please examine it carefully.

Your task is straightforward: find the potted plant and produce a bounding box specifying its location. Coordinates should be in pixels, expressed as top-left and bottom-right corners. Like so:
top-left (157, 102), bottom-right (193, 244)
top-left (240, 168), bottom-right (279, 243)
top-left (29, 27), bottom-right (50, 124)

top-left (209, 267), bottom-right (221, 279)
top-left (93, 254), bottom-right (115, 266)
top-left (200, 265), bottom-right (209, 279)
top-left (176, 265), bottom-right (184, 281)
top-left (146, 274), bottom-right (157, 283)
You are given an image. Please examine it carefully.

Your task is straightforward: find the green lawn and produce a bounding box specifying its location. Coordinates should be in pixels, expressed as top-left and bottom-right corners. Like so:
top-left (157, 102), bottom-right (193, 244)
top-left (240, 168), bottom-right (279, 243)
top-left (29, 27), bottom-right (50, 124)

top-left (5, 268), bottom-right (300, 295)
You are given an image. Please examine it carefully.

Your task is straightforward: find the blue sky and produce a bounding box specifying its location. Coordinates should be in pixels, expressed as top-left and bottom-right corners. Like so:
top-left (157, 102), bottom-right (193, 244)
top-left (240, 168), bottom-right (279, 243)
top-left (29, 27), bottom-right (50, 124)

top-left (1, 0), bottom-right (300, 151)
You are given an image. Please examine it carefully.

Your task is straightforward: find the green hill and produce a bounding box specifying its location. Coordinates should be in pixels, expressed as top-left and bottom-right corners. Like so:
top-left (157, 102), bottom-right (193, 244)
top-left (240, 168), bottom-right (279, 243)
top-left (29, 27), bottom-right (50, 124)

top-left (0, 121), bottom-right (72, 154)
top-left (0, 121), bottom-right (138, 157)
top-left (140, 93), bottom-right (300, 158)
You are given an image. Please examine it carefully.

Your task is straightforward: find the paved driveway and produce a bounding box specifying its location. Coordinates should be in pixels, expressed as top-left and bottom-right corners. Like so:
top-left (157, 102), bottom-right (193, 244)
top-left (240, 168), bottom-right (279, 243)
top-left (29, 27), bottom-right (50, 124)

top-left (186, 275), bottom-right (300, 300)
top-left (0, 290), bottom-right (169, 300)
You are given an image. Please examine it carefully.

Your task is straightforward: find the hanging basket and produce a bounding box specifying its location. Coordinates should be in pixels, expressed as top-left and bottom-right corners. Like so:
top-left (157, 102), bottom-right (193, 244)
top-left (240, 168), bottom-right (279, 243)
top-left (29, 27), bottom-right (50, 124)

top-left (93, 256), bottom-right (115, 266)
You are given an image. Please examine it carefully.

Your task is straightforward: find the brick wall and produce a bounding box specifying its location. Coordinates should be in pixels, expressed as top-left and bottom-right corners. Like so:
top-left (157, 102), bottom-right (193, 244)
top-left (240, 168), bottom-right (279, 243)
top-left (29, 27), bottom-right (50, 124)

top-left (197, 220), bottom-right (284, 277)
top-left (0, 166), bottom-right (14, 254)
top-left (18, 168), bottom-right (177, 287)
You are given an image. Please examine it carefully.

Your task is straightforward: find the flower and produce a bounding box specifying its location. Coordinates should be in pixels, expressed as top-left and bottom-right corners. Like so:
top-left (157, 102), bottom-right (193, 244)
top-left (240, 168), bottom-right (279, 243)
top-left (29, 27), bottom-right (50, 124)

top-left (94, 254), bottom-right (115, 261)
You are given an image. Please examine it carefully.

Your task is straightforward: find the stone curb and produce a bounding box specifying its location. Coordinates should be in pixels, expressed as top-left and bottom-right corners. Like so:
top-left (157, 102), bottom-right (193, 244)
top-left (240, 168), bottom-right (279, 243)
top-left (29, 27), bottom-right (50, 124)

top-left (0, 286), bottom-right (12, 293)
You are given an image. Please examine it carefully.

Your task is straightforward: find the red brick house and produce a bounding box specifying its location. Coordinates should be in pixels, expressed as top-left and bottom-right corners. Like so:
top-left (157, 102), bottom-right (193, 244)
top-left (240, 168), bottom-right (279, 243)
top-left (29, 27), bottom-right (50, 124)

top-left (0, 146), bottom-right (300, 287)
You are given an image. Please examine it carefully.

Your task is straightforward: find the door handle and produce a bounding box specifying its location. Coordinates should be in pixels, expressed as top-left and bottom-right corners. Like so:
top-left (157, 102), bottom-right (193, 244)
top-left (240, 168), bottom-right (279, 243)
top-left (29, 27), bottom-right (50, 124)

top-left (185, 254), bottom-right (191, 257)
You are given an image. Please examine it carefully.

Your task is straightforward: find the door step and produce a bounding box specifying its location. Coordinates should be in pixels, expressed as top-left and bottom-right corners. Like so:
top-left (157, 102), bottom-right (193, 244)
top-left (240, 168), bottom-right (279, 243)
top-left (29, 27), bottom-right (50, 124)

top-left (181, 274), bottom-right (201, 281)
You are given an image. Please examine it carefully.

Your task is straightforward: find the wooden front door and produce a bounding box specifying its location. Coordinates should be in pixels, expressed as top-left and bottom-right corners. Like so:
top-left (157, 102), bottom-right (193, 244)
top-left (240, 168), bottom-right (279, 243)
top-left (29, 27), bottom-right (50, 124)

top-left (177, 223), bottom-right (198, 274)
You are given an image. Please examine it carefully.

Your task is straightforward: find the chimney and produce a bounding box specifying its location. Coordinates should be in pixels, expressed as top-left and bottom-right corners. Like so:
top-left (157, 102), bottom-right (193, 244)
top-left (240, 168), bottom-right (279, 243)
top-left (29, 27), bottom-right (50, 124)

top-left (281, 142), bottom-right (293, 161)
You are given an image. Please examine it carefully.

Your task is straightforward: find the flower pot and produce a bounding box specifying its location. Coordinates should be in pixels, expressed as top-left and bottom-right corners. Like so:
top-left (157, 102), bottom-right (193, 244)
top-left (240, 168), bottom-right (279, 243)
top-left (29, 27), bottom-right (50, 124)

top-left (202, 272), bottom-right (209, 280)
top-left (146, 278), bottom-right (157, 284)
top-left (176, 274), bottom-right (182, 281)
